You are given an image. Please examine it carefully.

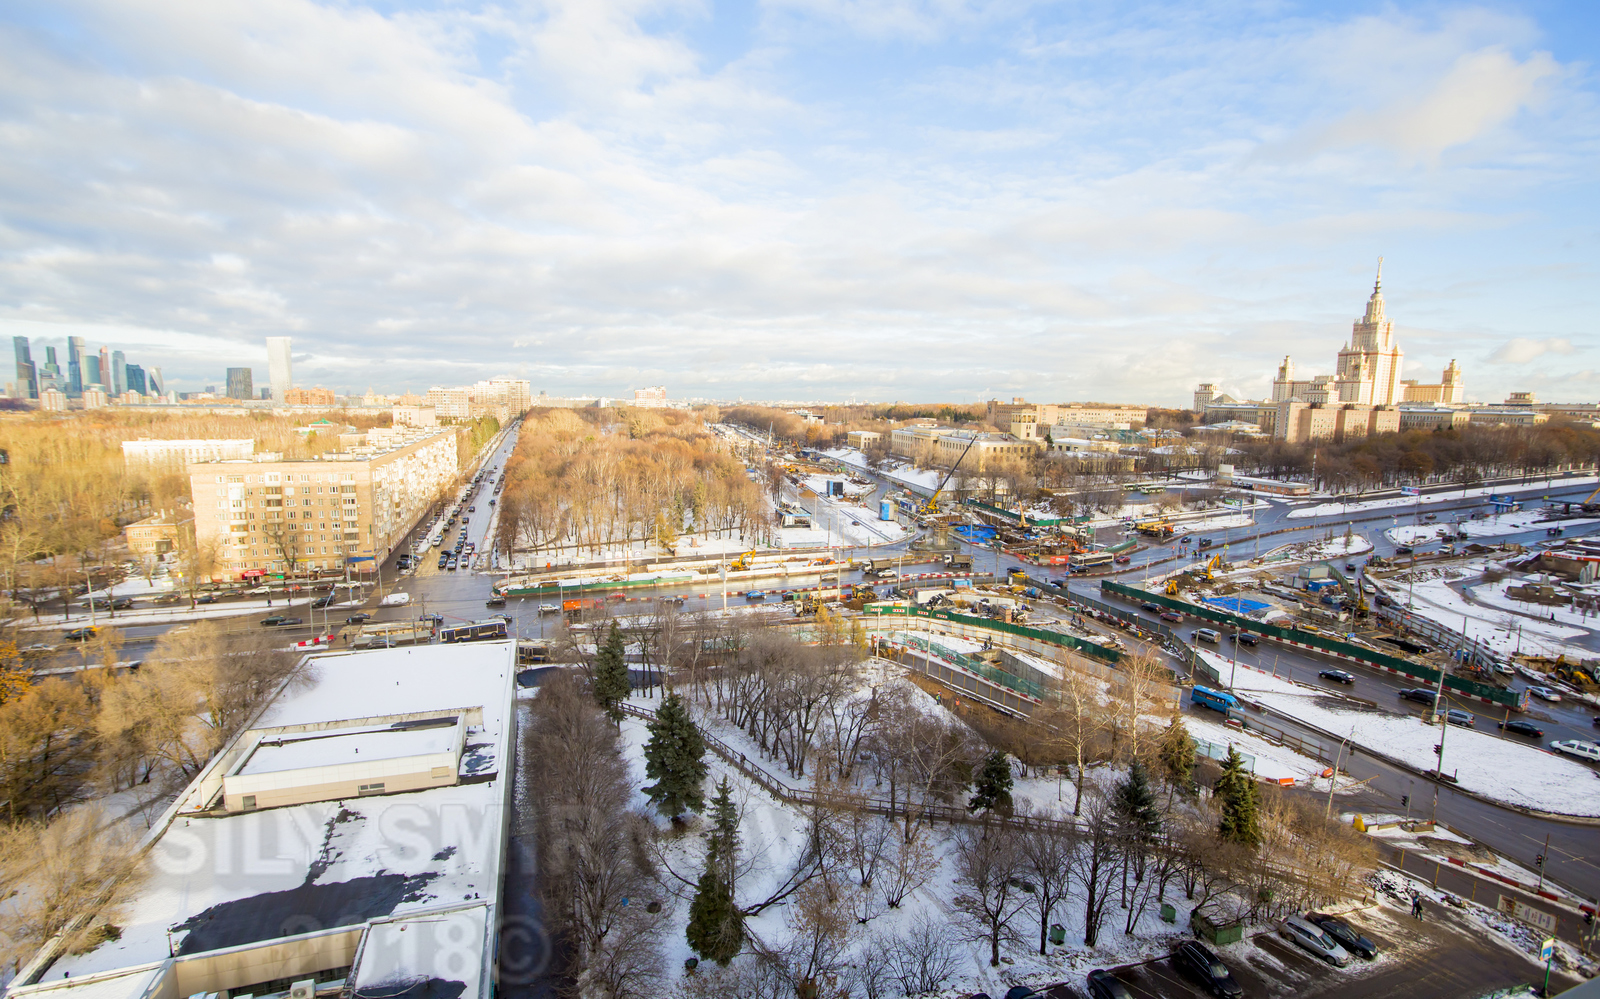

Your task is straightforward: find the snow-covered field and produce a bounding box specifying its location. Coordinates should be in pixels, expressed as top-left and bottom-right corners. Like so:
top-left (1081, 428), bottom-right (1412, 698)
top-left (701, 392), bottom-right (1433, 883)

top-left (1287, 477), bottom-right (1600, 521)
top-left (1467, 576), bottom-right (1600, 631)
top-left (1384, 508), bottom-right (1600, 546)
top-left (1195, 651), bottom-right (1600, 816)
top-left (1376, 566), bottom-right (1594, 660)
top-left (1253, 534), bottom-right (1373, 567)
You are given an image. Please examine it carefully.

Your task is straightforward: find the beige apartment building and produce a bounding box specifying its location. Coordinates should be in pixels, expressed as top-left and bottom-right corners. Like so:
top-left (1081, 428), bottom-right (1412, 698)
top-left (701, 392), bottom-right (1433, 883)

top-left (188, 429), bottom-right (459, 578)
top-left (889, 425), bottom-right (1041, 472)
top-left (426, 377), bottom-right (532, 424)
top-left (986, 397), bottom-right (1148, 432)
top-left (123, 438), bottom-right (255, 466)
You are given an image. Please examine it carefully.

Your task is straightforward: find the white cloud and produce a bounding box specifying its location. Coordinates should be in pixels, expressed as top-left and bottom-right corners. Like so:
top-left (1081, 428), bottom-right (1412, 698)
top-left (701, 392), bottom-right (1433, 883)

top-left (1489, 337), bottom-right (1574, 365)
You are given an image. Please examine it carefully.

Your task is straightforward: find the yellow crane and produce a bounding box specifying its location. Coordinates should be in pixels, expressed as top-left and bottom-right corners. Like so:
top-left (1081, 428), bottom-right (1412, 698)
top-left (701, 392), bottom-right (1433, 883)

top-left (921, 434), bottom-right (981, 514)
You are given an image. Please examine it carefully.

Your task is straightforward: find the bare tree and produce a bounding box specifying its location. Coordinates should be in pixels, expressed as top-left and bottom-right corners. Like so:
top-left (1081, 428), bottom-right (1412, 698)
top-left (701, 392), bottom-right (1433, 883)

top-left (888, 911), bottom-right (962, 995)
top-left (1074, 791), bottom-right (1120, 947)
top-left (951, 823), bottom-right (1028, 967)
top-left (1016, 805), bottom-right (1079, 955)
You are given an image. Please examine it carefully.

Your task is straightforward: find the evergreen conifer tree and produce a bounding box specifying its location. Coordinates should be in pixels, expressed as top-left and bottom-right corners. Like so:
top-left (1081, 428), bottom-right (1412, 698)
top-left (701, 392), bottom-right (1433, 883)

top-left (592, 620), bottom-right (630, 722)
top-left (643, 692), bottom-right (707, 819)
top-left (1216, 747), bottom-right (1262, 848)
top-left (1157, 717), bottom-right (1197, 803)
top-left (1115, 760), bottom-right (1162, 840)
top-left (686, 777), bottom-right (744, 964)
top-left (967, 750), bottom-right (1014, 815)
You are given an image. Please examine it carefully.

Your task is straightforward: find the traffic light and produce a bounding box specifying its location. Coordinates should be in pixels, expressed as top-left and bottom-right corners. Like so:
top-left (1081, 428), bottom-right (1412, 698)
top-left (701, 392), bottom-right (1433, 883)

top-left (1401, 795), bottom-right (1409, 808)
top-left (1434, 743), bottom-right (1444, 756)
top-left (1536, 855), bottom-right (1545, 868)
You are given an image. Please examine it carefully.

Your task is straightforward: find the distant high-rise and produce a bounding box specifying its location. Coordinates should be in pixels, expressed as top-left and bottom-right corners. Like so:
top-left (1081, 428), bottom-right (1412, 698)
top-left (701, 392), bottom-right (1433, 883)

top-left (40, 345), bottom-right (61, 393)
top-left (147, 366), bottom-right (164, 397)
top-left (67, 336), bottom-right (85, 396)
top-left (12, 336), bottom-right (36, 400)
top-left (266, 337), bottom-right (293, 402)
top-left (226, 367), bottom-right (254, 400)
top-left (98, 347), bottom-right (111, 389)
top-left (111, 350), bottom-right (127, 395)
top-left (125, 364), bottom-right (147, 395)
top-left (85, 354), bottom-right (102, 388)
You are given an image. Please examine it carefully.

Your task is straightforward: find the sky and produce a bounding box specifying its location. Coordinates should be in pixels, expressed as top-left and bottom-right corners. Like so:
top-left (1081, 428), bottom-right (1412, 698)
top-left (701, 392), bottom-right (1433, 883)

top-left (0, 0), bottom-right (1596, 405)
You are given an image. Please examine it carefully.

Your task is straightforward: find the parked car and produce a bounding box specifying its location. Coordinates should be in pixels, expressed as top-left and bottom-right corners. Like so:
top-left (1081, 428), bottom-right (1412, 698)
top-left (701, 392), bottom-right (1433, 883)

top-left (1004, 988), bottom-right (1044, 999)
top-left (1528, 686), bottom-right (1563, 703)
top-left (1549, 740), bottom-right (1600, 763)
top-left (346, 612), bottom-right (371, 624)
top-left (1230, 632), bottom-right (1259, 646)
top-left (1172, 940), bottom-right (1243, 998)
top-left (1499, 720), bottom-right (1544, 737)
top-left (1159, 611), bottom-right (1183, 623)
top-left (1085, 970), bottom-right (1133, 999)
top-left (1319, 669), bottom-right (1355, 684)
top-left (1444, 708), bottom-right (1476, 727)
top-left (1399, 688), bottom-right (1437, 707)
top-left (1280, 914), bottom-right (1350, 966)
top-left (63, 626), bottom-right (99, 641)
top-left (1307, 914), bottom-right (1379, 960)
top-left (259, 615), bottom-right (301, 626)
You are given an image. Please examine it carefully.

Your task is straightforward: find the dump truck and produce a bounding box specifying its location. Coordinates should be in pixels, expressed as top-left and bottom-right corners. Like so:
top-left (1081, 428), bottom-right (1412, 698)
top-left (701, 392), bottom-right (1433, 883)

top-left (946, 553), bottom-right (974, 571)
top-left (1135, 519), bottom-right (1175, 538)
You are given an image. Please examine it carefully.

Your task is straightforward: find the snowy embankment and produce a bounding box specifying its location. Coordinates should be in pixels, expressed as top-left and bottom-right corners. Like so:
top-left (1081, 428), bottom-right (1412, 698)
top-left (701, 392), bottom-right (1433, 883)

top-left (1254, 534), bottom-right (1373, 566)
top-left (1195, 650), bottom-right (1600, 817)
top-left (1376, 565), bottom-right (1593, 660)
top-left (1385, 508), bottom-right (1600, 545)
top-left (1287, 477), bottom-right (1600, 521)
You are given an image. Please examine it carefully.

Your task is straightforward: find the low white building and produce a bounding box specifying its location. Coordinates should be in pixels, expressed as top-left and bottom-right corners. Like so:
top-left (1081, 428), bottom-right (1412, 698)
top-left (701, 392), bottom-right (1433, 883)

top-left (9, 642), bottom-right (518, 999)
top-left (123, 438), bottom-right (255, 466)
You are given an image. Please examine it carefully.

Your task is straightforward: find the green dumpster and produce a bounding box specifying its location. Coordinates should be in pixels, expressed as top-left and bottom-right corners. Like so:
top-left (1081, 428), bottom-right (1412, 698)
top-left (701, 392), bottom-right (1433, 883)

top-left (1191, 911), bottom-right (1243, 946)
top-left (1049, 923), bottom-right (1066, 946)
top-left (1160, 902), bottom-right (1177, 923)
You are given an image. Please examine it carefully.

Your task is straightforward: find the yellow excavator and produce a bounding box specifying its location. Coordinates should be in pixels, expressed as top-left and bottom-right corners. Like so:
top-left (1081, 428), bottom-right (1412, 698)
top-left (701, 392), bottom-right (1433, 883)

top-left (730, 550), bottom-right (756, 572)
top-left (1186, 554), bottom-right (1224, 581)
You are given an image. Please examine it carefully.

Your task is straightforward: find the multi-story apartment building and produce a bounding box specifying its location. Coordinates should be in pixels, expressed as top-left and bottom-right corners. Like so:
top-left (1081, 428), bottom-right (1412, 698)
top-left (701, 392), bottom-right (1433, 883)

top-left (393, 404), bottom-right (439, 427)
top-left (283, 386), bottom-right (336, 406)
top-left (888, 425), bottom-right (1041, 472)
top-left (425, 377), bottom-right (532, 423)
top-left (986, 397), bottom-right (1149, 432)
top-left (123, 438), bottom-right (256, 466)
top-left (188, 429), bottom-right (459, 578)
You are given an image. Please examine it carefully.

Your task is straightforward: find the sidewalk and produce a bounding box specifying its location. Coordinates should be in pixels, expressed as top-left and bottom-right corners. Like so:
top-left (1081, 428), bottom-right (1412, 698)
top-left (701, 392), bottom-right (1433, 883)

top-left (14, 595), bottom-right (366, 632)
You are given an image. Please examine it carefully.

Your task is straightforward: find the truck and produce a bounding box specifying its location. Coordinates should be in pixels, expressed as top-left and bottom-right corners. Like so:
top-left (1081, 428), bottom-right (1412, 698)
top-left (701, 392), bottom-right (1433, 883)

top-left (868, 558), bottom-right (899, 577)
top-left (562, 597), bottom-right (604, 617)
top-left (1135, 519), bottom-right (1175, 538)
top-left (945, 553), bottom-right (973, 571)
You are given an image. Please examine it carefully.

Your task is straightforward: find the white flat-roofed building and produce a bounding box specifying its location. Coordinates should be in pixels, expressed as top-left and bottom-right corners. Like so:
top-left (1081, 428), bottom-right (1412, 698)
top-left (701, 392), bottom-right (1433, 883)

top-left (9, 641), bottom-right (517, 999)
top-left (123, 438), bottom-right (255, 466)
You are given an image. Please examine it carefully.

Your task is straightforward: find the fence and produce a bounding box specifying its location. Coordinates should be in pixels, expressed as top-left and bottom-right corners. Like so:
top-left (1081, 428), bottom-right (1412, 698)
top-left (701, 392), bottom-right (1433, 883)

top-left (1099, 580), bottom-right (1522, 709)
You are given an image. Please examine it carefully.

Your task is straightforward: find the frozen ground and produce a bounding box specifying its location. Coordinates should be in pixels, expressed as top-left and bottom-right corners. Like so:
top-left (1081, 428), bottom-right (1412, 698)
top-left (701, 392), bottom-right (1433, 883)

top-left (1287, 477), bottom-right (1600, 521)
top-left (1253, 534), bottom-right (1373, 566)
top-left (1385, 508), bottom-right (1600, 546)
top-left (1195, 651), bottom-right (1600, 816)
top-left (1466, 575), bottom-right (1600, 631)
top-left (1375, 566), bottom-right (1594, 660)
top-left (1169, 513), bottom-right (1255, 535)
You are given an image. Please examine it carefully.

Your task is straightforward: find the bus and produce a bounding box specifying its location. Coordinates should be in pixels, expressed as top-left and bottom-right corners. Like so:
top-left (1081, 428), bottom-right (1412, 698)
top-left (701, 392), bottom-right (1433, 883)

top-left (1068, 551), bottom-right (1114, 571)
top-left (440, 619), bottom-right (509, 643)
top-left (1190, 686), bottom-right (1237, 713)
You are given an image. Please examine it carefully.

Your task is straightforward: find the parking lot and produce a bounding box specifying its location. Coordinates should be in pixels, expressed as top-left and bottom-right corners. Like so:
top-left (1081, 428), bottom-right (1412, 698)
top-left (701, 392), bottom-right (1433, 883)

top-left (1022, 900), bottom-right (1582, 999)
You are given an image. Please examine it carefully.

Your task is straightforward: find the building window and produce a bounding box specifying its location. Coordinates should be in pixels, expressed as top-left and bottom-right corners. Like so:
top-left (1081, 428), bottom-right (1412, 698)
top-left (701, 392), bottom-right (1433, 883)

top-left (242, 795), bottom-right (257, 810)
top-left (357, 782), bottom-right (385, 796)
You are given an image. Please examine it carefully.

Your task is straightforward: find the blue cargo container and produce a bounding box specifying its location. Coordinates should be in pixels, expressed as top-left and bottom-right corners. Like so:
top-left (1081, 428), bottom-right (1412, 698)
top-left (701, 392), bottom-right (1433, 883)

top-left (1190, 686), bottom-right (1237, 713)
top-left (880, 499), bottom-right (895, 521)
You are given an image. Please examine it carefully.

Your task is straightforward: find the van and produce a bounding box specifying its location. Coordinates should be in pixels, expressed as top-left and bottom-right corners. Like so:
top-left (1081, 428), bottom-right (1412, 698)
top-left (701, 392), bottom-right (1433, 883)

top-left (1193, 628), bottom-right (1221, 644)
top-left (1549, 740), bottom-right (1600, 763)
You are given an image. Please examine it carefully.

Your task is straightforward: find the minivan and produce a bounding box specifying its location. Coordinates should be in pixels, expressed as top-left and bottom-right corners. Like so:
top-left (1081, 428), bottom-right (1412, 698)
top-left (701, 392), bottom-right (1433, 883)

top-left (1193, 628), bottom-right (1222, 644)
top-left (1550, 740), bottom-right (1600, 763)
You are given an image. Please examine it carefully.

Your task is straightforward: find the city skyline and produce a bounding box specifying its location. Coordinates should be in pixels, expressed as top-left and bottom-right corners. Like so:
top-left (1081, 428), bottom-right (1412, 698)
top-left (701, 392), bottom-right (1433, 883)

top-left (0, 3), bottom-right (1595, 405)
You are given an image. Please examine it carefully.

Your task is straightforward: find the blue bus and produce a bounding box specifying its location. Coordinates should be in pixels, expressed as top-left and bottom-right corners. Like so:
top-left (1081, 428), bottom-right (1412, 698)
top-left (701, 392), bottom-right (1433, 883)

top-left (1190, 686), bottom-right (1237, 714)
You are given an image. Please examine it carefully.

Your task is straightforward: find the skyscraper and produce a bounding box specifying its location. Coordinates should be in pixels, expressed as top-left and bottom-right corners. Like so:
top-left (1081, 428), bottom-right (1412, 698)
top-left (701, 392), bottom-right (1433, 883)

top-left (125, 364), bottom-right (147, 395)
top-left (98, 346), bottom-right (111, 390)
top-left (39, 346), bottom-right (61, 393)
top-left (12, 336), bottom-right (36, 400)
top-left (67, 336), bottom-right (85, 396)
top-left (226, 367), bottom-right (254, 400)
top-left (266, 337), bottom-right (293, 402)
top-left (147, 366), bottom-right (164, 397)
top-left (85, 354), bottom-right (102, 388)
top-left (112, 350), bottom-right (127, 395)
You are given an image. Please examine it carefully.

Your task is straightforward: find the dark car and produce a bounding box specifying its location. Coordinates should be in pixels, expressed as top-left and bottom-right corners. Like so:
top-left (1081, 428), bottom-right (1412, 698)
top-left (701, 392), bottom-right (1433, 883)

top-left (1141, 602), bottom-right (1161, 613)
top-left (1198, 538), bottom-right (1214, 549)
top-left (468, 505), bottom-right (476, 512)
top-left (486, 595), bottom-right (506, 608)
top-left (347, 612), bottom-right (371, 624)
top-left (312, 594), bottom-right (336, 608)
top-left (1004, 989), bottom-right (1043, 999)
top-left (1499, 719), bottom-right (1544, 737)
top-left (1308, 914), bottom-right (1379, 959)
top-left (63, 626), bottom-right (98, 641)
top-left (108, 596), bottom-right (136, 610)
top-left (418, 613), bottom-right (444, 625)
top-left (1319, 669), bottom-right (1355, 684)
top-left (260, 615), bottom-right (301, 626)
top-left (1230, 633), bottom-right (1259, 646)
top-left (1086, 970), bottom-right (1132, 999)
top-left (659, 594), bottom-right (686, 606)
top-left (1172, 940), bottom-right (1243, 998)
top-left (195, 593), bottom-right (219, 604)
top-left (1399, 688), bottom-right (1437, 706)
top-left (1394, 545), bottom-right (1414, 555)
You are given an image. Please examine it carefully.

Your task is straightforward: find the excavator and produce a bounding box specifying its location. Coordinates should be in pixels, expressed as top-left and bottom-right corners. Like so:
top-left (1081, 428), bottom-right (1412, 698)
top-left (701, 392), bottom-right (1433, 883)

top-left (730, 550), bottom-right (756, 572)
top-left (1186, 554), bottom-right (1224, 581)
top-left (920, 434), bottom-right (981, 515)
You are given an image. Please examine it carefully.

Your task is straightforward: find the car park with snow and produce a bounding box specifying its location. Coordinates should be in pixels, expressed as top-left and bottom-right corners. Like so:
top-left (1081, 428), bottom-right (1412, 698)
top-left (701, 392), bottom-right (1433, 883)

top-left (1171, 939), bottom-right (1243, 997)
top-left (1307, 913), bottom-right (1379, 960)
top-left (1280, 914), bottom-right (1350, 966)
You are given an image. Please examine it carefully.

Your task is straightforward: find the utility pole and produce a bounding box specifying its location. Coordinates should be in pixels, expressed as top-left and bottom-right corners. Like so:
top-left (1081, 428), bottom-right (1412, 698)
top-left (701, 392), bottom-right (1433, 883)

top-left (1325, 728), bottom-right (1354, 820)
top-left (1536, 832), bottom-right (1551, 892)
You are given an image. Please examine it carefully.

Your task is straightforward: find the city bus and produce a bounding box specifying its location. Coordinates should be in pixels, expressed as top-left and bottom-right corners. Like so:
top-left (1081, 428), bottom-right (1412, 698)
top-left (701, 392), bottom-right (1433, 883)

top-left (440, 619), bottom-right (509, 643)
top-left (1190, 686), bottom-right (1237, 713)
top-left (1068, 551), bottom-right (1114, 571)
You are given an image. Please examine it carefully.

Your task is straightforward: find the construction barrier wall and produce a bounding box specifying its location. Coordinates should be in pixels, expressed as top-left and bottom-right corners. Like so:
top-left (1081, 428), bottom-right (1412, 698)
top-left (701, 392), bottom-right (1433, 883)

top-left (1099, 580), bottom-right (1523, 709)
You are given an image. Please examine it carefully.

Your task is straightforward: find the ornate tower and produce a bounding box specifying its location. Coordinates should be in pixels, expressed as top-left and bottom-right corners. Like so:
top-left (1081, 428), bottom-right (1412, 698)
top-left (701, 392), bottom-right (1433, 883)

top-left (1336, 259), bottom-right (1404, 405)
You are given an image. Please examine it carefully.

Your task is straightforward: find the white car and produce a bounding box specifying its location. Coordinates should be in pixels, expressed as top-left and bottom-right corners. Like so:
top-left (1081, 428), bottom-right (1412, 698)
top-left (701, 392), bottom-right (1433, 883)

top-left (1528, 686), bottom-right (1563, 703)
top-left (1549, 740), bottom-right (1600, 763)
top-left (538, 603), bottom-right (560, 615)
top-left (1281, 914), bottom-right (1350, 967)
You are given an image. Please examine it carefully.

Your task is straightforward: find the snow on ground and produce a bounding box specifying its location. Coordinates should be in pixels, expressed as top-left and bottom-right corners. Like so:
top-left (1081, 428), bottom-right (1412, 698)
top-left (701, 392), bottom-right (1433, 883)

top-left (19, 595), bottom-right (324, 631)
top-left (1466, 575), bottom-right (1600, 631)
top-left (1194, 650), bottom-right (1600, 816)
top-left (1376, 566), bottom-right (1594, 660)
top-left (1384, 509), bottom-right (1600, 546)
top-left (1253, 533), bottom-right (1373, 567)
top-left (1169, 513), bottom-right (1255, 535)
top-left (1287, 477), bottom-right (1600, 520)
top-left (1184, 712), bottom-right (1333, 785)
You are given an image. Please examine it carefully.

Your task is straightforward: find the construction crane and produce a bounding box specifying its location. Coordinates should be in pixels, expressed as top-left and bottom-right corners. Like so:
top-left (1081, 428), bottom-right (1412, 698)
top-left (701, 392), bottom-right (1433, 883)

top-left (921, 434), bottom-right (980, 514)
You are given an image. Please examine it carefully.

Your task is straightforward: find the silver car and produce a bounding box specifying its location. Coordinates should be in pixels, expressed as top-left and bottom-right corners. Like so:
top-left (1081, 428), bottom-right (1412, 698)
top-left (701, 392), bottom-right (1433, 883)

top-left (1281, 914), bottom-right (1350, 966)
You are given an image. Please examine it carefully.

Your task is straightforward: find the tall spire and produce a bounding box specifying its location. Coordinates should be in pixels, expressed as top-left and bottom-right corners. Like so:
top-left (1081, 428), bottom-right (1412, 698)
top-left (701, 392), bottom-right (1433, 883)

top-left (1375, 256), bottom-right (1383, 293)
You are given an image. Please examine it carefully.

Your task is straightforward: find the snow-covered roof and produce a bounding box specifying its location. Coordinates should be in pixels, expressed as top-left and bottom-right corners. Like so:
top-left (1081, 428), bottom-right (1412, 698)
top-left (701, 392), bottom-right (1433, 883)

top-left (24, 642), bottom-right (517, 998)
top-left (238, 723), bottom-right (459, 775)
